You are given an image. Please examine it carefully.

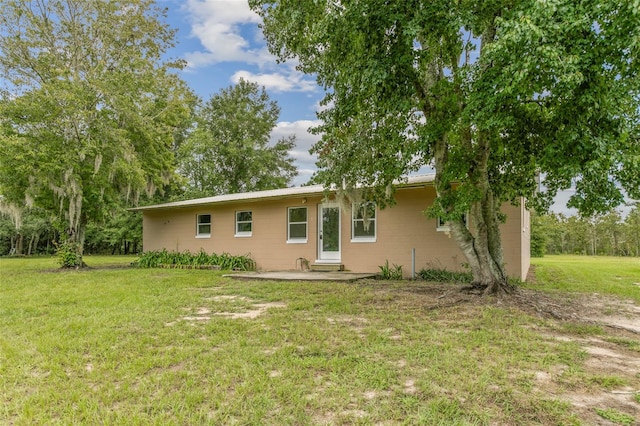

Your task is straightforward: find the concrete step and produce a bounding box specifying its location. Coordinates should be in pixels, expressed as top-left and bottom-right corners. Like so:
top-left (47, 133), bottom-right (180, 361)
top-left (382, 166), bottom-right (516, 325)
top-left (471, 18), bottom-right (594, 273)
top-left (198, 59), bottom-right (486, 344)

top-left (310, 263), bottom-right (344, 272)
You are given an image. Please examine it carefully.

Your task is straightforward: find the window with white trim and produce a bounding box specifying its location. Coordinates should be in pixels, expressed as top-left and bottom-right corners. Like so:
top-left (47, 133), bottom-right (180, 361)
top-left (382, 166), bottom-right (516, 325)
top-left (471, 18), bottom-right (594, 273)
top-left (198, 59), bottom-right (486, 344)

top-left (287, 207), bottom-right (307, 243)
top-left (436, 213), bottom-right (468, 232)
top-left (352, 202), bottom-right (376, 242)
top-left (196, 214), bottom-right (211, 237)
top-left (235, 211), bottom-right (252, 237)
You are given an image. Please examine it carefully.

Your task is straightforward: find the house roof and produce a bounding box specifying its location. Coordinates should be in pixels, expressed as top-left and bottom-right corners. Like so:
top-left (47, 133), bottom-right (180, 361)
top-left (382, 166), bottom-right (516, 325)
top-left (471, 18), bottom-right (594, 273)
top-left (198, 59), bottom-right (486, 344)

top-left (129, 174), bottom-right (436, 211)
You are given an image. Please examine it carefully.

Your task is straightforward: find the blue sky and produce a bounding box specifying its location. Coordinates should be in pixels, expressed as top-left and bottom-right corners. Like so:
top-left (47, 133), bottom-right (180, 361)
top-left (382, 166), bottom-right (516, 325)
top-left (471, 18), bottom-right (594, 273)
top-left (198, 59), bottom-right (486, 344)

top-left (161, 0), bottom-right (323, 185)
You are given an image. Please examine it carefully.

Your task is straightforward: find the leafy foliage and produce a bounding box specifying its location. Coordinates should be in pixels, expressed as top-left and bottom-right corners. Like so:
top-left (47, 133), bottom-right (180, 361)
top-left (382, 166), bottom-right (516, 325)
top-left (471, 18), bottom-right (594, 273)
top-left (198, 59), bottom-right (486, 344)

top-left (84, 211), bottom-right (142, 255)
top-left (594, 408), bottom-right (635, 426)
top-left (533, 206), bottom-right (640, 256)
top-left (0, 0), bottom-right (194, 264)
top-left (251, 0), bottom-right (640, 293)
top-left (54, 241), bottom-right (82, 268)
top-left (0, 206), bottom-right (56, 256)
top-left (378, 260), bottom-right (403, 280)
top-left (417, 266), bottom-right (473, 284)
top-left (0, 205), bottom-right (144, 257)
top-left (530, 211), bottom-right (548, 257)
top-left (177, 79), bottom-right (298, 198)
top-left (133, 249), bottom-right (255, 271)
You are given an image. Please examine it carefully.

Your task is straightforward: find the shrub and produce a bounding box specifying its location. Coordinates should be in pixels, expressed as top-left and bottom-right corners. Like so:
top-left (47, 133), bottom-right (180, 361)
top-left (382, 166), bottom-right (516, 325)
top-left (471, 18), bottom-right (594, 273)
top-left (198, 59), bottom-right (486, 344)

top-left (417, 264), bottom-right (473, 284)
top-left (54, 240), bottom-right (82, 268)
top-left (379, 260), bottom-right (403, 280)
top-left (133, 249), bottom-right (255, 271)
top-left (530, 229), bottom-right (546, 257)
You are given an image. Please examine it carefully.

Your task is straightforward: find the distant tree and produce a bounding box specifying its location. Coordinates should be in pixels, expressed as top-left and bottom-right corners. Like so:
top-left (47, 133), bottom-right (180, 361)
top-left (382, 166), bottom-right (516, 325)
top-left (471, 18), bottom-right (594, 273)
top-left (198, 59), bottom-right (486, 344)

top-left (85, 209), bottom-right (142, 255)
top-left (529, 211), bottom-right (547, 257)
top-left (565, 217), bottom-right (589, 255)
top-left (537, 213), bottom-right (567, 255)
top-left (623, 205), bottom-right (640, 257)
top-left (178, 79), bottom-right (298, 197)
top-left (534, 208), bottom-right (640, 257)
top-left (0, 216), bottom-right (13, 255)
top-left (252, 0), bottom-right (640, 293)
top-left (0, 0), bottom-right (194, 266)
top-left (0, 205), bottom-right (55, 256)
top-left (595, 211), bottom-right (623, 255)
top-left (0, 199), bottom-right (25, 255)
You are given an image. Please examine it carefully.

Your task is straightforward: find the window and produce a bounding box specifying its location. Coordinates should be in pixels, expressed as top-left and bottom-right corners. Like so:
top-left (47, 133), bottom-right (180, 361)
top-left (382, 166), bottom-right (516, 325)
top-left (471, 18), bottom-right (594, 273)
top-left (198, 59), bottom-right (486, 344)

top-left (287, 207), bottom-right (307, 243)
top-left (352, 202), bottom-right (376, 242)
top-left (436, 216), bottom-right (451, 231)
top-left (436, 213), bottom-right (468, 232)
top-left (235, 211), bottom-right (252, 237)
top-left (196, 214), bottom-right (211, 237)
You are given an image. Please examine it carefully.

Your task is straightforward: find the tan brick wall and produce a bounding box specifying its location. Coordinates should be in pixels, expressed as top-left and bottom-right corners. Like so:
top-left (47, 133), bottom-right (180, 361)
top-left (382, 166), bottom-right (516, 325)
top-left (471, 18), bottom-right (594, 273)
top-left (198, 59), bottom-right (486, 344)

top-left (141, 187), bottom-right (529, 279)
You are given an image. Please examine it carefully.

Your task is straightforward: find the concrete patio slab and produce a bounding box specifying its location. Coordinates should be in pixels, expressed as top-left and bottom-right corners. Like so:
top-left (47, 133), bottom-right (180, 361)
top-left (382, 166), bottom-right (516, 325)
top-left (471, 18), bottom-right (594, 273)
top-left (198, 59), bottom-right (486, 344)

top-left (224, 271), bottom-right (378, 282)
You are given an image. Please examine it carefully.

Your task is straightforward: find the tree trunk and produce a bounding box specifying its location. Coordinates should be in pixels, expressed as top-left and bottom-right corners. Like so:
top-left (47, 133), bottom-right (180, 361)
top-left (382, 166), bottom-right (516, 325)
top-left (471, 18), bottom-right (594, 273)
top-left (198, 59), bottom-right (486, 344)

top-left (27, 234), bottom-right (35, 256)
top-left (68, 215), bottom-right (88, 268)
top-left (448, 204), bottom-right (511, 295)
top-left (433, 133), bottom-right (511, 295)
top-left (15, 233), bottom-right (23, 255)
top-left (421, 20), bottom-right (511, 295)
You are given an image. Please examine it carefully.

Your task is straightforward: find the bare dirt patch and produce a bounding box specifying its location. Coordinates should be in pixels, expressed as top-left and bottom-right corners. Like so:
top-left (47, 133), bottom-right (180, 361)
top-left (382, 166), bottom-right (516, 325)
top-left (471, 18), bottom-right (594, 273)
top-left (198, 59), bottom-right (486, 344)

top-left (364, 279), bottom-right (640, 425)
top-left (213, 302), bottom-right (286, 319)
top-left (535, 332), bottom-right (640, 424)
top-left (176, 296), bottom-right (286, 323)
top-left (403, 379), bottom-right (418, 395)
top-left (326, 315), bottom-right (369, 338)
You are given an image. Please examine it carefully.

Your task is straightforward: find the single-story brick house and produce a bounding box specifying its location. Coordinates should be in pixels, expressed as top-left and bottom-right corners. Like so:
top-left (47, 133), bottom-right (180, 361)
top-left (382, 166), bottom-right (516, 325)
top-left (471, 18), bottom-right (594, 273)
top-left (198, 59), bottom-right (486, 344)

top-left (131, 174), bottom-right (530, 280)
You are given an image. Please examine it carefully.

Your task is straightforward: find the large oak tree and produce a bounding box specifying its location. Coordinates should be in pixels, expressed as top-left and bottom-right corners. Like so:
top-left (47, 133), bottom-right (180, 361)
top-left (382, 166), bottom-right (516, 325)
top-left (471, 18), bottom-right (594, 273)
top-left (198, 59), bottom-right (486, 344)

top-left (251, 0), bottom-right (640, 293)
top-left (178, 79), bottom-right (298, 197)
top-left (0, 0), bottom-right (194, 266)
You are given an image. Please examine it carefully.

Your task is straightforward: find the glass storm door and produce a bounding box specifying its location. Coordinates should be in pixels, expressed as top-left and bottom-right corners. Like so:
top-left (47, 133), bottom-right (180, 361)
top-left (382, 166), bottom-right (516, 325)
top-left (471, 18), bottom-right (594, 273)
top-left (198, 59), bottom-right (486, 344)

top-left (319, 204), bottom-right (340, 261)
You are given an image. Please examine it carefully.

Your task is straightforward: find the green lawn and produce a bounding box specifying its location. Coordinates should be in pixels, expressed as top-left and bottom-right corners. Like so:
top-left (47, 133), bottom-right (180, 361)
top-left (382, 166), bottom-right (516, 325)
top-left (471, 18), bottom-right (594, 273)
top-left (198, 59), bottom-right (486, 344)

top-left (1, 255), bottom-right (638, 424)
top-left (528, 255), bottom-right (640, 303)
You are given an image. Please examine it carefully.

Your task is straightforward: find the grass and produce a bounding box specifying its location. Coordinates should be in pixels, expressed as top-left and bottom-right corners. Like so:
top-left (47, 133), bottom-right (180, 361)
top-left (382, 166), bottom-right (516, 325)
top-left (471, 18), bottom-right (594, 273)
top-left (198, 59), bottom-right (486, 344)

top-left (528, 255), bottom-right (640, 303)
top-left (1, 255), bottom-right (638, 424)
top-left (594, 408), bottom-right (636, 426)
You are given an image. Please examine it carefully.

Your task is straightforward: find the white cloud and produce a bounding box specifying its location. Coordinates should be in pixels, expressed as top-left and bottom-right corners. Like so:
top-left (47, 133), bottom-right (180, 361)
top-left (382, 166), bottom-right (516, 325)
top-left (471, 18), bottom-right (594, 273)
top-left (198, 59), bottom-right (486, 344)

top-left (270, 120), bottom-right (322, 185)
top-left (272, 120), bottom-right (321, 152)
top-left (181, 0), bottom-right (319, 94)
top-left (295, 168), bottom-right (317, 184)
top-left (231, 70), bottom-right (317, 93)
top-left (183, 0), bottom-right (271, 67)
top-left (187, 0), bottom-right (260, 23)
top-left (312, 97), bottom-right (334, 114)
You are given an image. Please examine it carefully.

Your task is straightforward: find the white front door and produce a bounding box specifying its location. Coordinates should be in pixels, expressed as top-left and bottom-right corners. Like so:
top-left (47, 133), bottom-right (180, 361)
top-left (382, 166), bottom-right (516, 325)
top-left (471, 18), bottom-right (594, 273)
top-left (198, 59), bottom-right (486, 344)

top-left (318, 204), bottom-right (341, 261)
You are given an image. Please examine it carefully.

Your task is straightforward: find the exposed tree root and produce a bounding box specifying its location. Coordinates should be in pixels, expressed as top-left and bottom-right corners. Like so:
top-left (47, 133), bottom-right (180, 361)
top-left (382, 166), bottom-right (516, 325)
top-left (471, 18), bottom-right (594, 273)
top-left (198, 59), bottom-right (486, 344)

top-left (60, 261), bottom-right (89, 270)
top-left (423, 298), bottom-right (470, 311)
top-left (510, 291), bottom-right (570, 319)
top-left (460, 281), bottom-right (517, 296)
top-left (459, 283), bottom-right (486, 295)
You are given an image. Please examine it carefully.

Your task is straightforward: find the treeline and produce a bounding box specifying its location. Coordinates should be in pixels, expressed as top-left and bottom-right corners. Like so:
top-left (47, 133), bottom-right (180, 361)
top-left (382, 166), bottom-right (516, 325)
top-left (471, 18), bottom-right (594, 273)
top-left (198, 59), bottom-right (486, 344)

top-left (0, 207), bottom-right (141, 257)
top-left (531, 205), bottom-right (640, 257)
top-left (0, 1), bottom-right (299, 265)
top-left (5, 203), bottom-right (639, 258)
